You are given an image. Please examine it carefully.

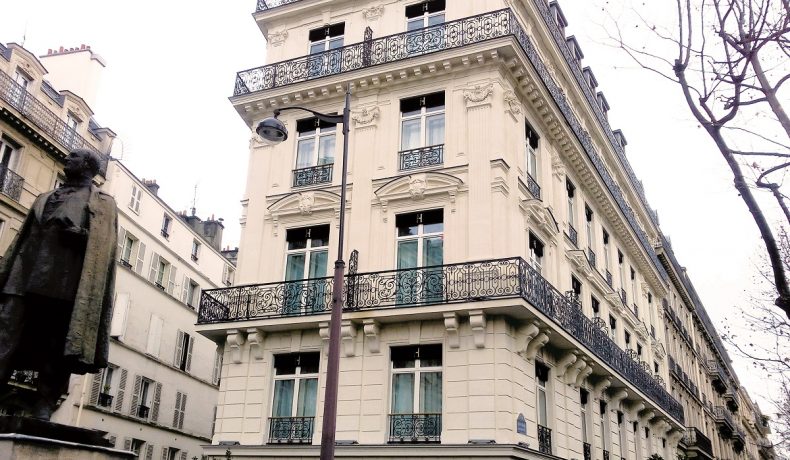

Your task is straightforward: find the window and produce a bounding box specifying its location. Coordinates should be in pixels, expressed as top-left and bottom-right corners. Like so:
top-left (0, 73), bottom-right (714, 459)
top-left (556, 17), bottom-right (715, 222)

top-left (390, 345), bottom-right (442, 440)
top-left (294, 116), bottom-right (336, 180)
top-left (618, 250), bottom-right (625, 287)
top-left (396, 209), bottom-right (443, 304)
top-left (128, 185), bottom-right (142, 213)
top-left (654, 361), bottom-right (660, 373)
top-left (11, 70), bottom-right (30, 105)
top-left (191, 239), bottom-right (201, 262)
top-left (525, 121), bottom-right (540, 180)
top-left (284, 225), bottom-right (330, 314)
top-left (600, 401), bottom-right (609, 454)
top-left (222, 264), bottom-right (235, 287)
top-left (164, 447), bottom-right (180, 460)
top-left (591, 296), bottom-right (600, 318)
top-left (181, 277), bottom-right (200, 309)
top-left (536, 361), bottom-right (550, 428)
top-left (602, 229), bottom-right (610, 270)
top-left (110, 292), bottom-right (130, 339)
top-left (566, 180), bottom-right (576, 232)
top-left (618, 412), bottom-right (628, 460)
top-left (133, 377), bottom-right (154, 419)
top-left (585, 205), bottom-right (594, 248)
top-left (0, 135), bottom-right (20, 173)
top-left (624, 330), bottom-right (631, 347)
top-left (271, 353), bottom-right (319, 437)
top-left (161, 214), bottom-right (173, 238)
top-left (571, 276), bottom-right (582, 303)
top-left (120, 233), bottom-right (135, 267)
top-left (609, 315), bottom-right (617, 337)
top-left (148, 253), bottom-right (176, 294)
top-left (400, 92), bottom-right (445, 151)
top-left (308, 23), bottom-right (344, 77)
top-left (65, 112), bottom-right (80, 148)
top-left (580, 389), bottom-right (590, 445)
top-left (529, 232), bottom-right (544, 274)
top-left (173, 392), bottom-right (187, 429)
top-left (637, 343), bottom-right (643, 358)
top-left (174, 330), bottom-right (193, 372)
top-left (212, 351), bottom-right (223, 385)
top-left (405, 0), bottom-right (446, 55)
top-left (118, 227), bottom-right (146, 274)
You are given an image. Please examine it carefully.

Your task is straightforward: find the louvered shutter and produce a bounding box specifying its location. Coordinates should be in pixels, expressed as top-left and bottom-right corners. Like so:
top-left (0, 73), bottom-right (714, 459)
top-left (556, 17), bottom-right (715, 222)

top-left (108, 435), bottom-right (117, 448)
top-left (185, 337), bottom-right (194, 372)
top-left (117, 226), bottom-right (126, 261)
top-left (145, 444), bottom-right (154, 460)
top-left (110, 293), bottom-right (130, 338)
top-left (167, 265), bottom-right (177, 295)
top-left (161, 447), bottom-right (169, 460)
top-left (222, 265), bottom-right (229, 285)
top-left (151, 382), bottom-right (162, 422)
top-left (135, 241), bottom-right (147, 274)
top-left (181, 275), bottom-right (190, 304)
top-left (178, 393), bottom-right (187, 429)
top-left (129, 375), bottom-right (142, 416)
top-left (173, 330), bottom-right (184, 367)
top-left (180, 452), bottom-right (187, 460)
top-left (148, 253), bottom-right (160, 283)
top-left (212, 351), bottom-right (222, 385)
top-left (114, 368), bottom-right (128, 412)
top-left (123, 438), bottom-right (132, 451)
top-left (89, 372), bottom-right (102, 405)
top-left (173, 392), bottom-right (182, 427)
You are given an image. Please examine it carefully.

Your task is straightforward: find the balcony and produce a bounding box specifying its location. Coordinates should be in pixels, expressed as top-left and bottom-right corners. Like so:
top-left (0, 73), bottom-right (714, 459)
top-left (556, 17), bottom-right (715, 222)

top-left (292, 163), bottom-right (333, 188)
top-left (732, 428), bottom-right (746, 452)
top-left (587, 248), bottom-right (596, 268)
top-left (0, 69), bottom-right (107, 167)
top-left (0, 165), bottom-right (23, 202)
top-left (388, 413), bottom-right (441, 443)
top-left (619, 288), bottom-right (627, 305)
top-left (566, 224), bottom-right (578, 247)
top-left (136, 404), bottom-right (150, 420)
top-left (683, 426), bottom-right (713, 459)
top-left (268, 416), bottom-right (314, 444)
top-left (399, 145), bottom-right (444, 171)
top-left (757, 438), bottom-right (774, 460)
top-left (538, 425), bottom-right (552, 455)
top-left (525, 173), bottom-right (541, 200)
top-left (714, 406), bottom-right (735, 437)
top-left (97, 392), bottom-right (114, 408)
top-left (724, 389), bottom-right (739, 412)
top-left (605, 270), bottom-right (613, 287)
top-left (255, 0), bottom-right (300, 12)
top-left (199, 256), bottom-right (684, 424)
top-left (9, 370), bottom-right (37, 386)
top-left (707, 360), bottom-right (728, 394)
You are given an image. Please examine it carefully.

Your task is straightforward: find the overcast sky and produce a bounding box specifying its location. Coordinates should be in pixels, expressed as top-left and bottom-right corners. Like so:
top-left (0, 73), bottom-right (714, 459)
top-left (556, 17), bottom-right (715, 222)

top-left (2, 0), bottom-right (785, 424)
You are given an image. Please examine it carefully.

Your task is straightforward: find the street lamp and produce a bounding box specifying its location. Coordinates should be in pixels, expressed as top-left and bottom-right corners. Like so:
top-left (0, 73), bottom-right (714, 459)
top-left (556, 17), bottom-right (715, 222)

top-left (256, 87), bottom-right (351, 460)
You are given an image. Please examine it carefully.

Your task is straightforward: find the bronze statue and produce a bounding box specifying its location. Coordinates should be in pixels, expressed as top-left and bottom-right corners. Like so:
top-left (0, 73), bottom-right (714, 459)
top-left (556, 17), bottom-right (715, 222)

top-left (0, 149), bottom-right (117, 420)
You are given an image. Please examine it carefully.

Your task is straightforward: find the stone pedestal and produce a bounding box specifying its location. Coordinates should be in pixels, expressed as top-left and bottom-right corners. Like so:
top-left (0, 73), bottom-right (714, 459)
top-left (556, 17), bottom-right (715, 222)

top-left (0, 416), bottom-right (134, 459)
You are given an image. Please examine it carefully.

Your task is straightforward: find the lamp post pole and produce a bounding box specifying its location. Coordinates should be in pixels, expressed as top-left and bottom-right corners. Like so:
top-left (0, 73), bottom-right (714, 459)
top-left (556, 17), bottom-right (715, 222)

top-left (257, 87), bottom-right (352, 460)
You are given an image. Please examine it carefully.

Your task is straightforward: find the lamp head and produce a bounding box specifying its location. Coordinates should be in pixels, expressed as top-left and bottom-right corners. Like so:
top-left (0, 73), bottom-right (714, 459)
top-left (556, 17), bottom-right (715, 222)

top-left (256, 115), bottom-right (288, 143)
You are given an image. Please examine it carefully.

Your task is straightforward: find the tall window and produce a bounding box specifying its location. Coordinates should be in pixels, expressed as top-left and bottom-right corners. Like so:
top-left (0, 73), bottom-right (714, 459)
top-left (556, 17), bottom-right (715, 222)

top-left (284, 225), bottom-right (330, 314)
top-left (222, 264), bottom-right (235, 287)
top-left (271, 353), bottom-right (319, 428)
top-left (174, 331), bottom-right (193, 372)
top-left (396, 210), bottom-right (443, 303)
top-left (630, 267), bottom-right (637, 309)
top-left (529, 232), bottom-right (545, 275)
top-left (308, 23), bottom-right (344, 77)
top-left (400, 92), bottom-right (445, 151)
top-left (571, 276), bottom-right (582, 305)
top-left (580, 389), bottom-right (590, 446)
top-left (566, 180), bottom-right (576, 230)
top-left (600, 401), bottom-right (610, 455)
top-left (536, 361), bottom-right (551, 454)
top-left (191, 239), bottom-right (201, 262)
top-left (585, 205), bottom-right (594, 248)
top-left (618, 412), bottom-right (628, 460)
top-left (295, 117), bottom-right (336, 171)
top-left (591, 296), bottom-right (600, 318)
top-left (609, 315), bottom-right (617, 337)
top-left (11, 70), bottom-right (30, 105)
top-left (390, 345), bottom-right (442, 439)
top-left (525, 121), bottom-right (540, 180)
top-left (129, 185), bottom-right (142, 213)
top-left (0, 135), bottom-right (20, 174)
top-left (161, 214), bottom-right (173, 238)
top-left (602, 229), bottom-right (610, 270)
top-left (405, 0), bottom-right (446, 55)
top-left (65, 112), bottom-right (80, 147)
top-left (119, 233), bottom-right (136, 267)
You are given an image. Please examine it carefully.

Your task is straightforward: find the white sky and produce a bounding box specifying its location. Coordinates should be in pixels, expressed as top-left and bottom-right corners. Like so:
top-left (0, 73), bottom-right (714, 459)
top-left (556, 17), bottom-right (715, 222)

top-left (1, 0), bottom-right (784, 425)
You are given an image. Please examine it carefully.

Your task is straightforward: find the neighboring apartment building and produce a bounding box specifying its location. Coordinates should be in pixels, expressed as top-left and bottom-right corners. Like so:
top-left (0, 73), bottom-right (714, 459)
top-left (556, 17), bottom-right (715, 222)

top-left (193, 1), bottom-right (772, 459)
top-left (52, 159), bottom-right (236, 459)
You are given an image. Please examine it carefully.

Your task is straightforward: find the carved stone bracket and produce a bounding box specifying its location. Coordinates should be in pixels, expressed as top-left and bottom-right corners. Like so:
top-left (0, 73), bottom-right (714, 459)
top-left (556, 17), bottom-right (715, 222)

top-left (565, 358), bottom-right (587, 384)
top-left (266, 30), bottom-right (288, 46)
top-left (517, 321), bottom-right (541, 355)
top-left (639, 409), bottom-right (656, 425)
top-left (469, 310), bottom-right (486, 349)
top-left (525, 330), bottom-right (551, 361)
top-left (227, 329), bottom-right (247, 364)
top-left (247, 328), bottom-right (265, 361)
top-left (608, 389), bottom-right (628, 411)
top-left (341, 320), bottom-right (357, 357)
top-left (556, 351), bottom-right (578, 376)
top-left (628, 401), bottom-right (645, 421)
top-left (363, 319), bottom-right (380, 353)
top-left (575, 364), bottom-right (594, 388)
top-left (593, 377), bottom-right (613, 400)
top-left (503, 90), bottom-right (522, 120)
top-left (443, 313), bottom-right (460, 349)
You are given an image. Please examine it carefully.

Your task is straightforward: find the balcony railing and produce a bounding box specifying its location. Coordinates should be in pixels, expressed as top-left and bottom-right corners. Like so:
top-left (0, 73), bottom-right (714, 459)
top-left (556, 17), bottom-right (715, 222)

top-left (583, 442), bottom-right (591, 460)
top-left (136, 404), bottom-right (150, 419)
top-left (0, 69), bottom-right (107, 169)
top-left (255, 0), bottom-right (301, 12)
top-left (707, 360), bottom-right (728, 394)
top-left (538, 425), bottom-right (552, 454)
top-left (268, 416), bottom-right (314, 444)
top-left (587, 248), bottom-right (596, 268)
top-left (526, 173), bottom-right (541, 200)
top-left (714, 406), bottom-right (735, 435)
top-left (399, 145), bottom-right (444, 171)
top-left (234, 5), bottom-right (669, 283)
top-left (292, 163), bottom-right (333, 188)
top-left (200, 257), bottom-right (684, 424)
top-left (9, 370), bottom-right (37, 385)
top-left (683, 426), bottom-right (713, 458)
top-left (724, 390), bottom-right (739, 412)
top-left (0, 165), bottom-right (23, 201)
top-left (733, 428), bottom-right (746, 452)
top-left (606, 270), bottom-right (613, 287)
top-left (97, 393), bottom-right (114, 408)
top-left (566, 224), bottom-right (578, 247)
top-left (388, 413), bottom-right (441, 443)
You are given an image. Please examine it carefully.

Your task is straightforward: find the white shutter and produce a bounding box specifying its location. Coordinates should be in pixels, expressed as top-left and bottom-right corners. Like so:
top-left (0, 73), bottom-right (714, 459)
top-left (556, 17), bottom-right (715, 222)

top-left (110, 293), bottom-right (130, 338)
top-left (150, 382), bottom-right (162, 423)
top-left (173, 392), bottom-right (182, 428)
top-left (89, 372), bottom-right (102, 405)
top-left (128, 186), bottom-right (136, 208)
top-left (146, 315), bottom-right (163, 356)
top-left (181, 275), bottom-right (190, 304)
top-left (135, 241), bottom-right (147, 274)
top-left (161, 448), bottom-right (169, 460)
top-left (117, 226), bottom-right (126, 261)
top-left (148, 253), bottom-right (160, 283)
top-left (178, 393), bottom-right (187, 429)
top-left (173, 330), bottom-right (184, 367)
top-left (212, 351), bottom-right (222, 385)
top-left (167, 265), bottom-right (177, 295)
top-left (222, 265), bottom-right (229, 285)
top-left (129, 376), bottom-right (142, 416)
top-left (145, 444), bottom-right (153, 460)
top-left (114, 368), bottom-right (128, 412)
top-left (184, 337), bottom-right (194, 372)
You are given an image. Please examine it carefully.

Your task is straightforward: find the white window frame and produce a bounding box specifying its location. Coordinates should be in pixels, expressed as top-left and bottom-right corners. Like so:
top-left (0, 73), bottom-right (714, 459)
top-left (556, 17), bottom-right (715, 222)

top-left (603, 229), bottom-right (611, 270)
top-left (0, 136), bottom-right (20, 172)
top-left (161, 214), bottom-right (173, 239)
top-left (271, 353), bottom-right (320, 418)
top-left (580, 391), bottom-right (589, 444)
top-left (406, 2), bottom-right (445, 30)
top-left (295, 121), bottom-right (336, 170)
top-left (284, 230), bottom-right (329, 281)
top-left (389, 346), bottom-right (443, 415)
top-left (395, 212), bottom-right (444, 269)
top-left (223, 265), bottom-right (235, 287)
top-left (536, 363), bottom-right (550, 428)
top-left (529, 233), bottom-right (544, 275)
top-left (191, 239), bottom-right (201, 262)
top-left (400, 95), bottom-right (445, 151)
top-left (566, 181), bottom-right (576, 228)
top-left (128, 185), bottom-right (142, 214)
top-left (585, 205), bottom-right (594, 249)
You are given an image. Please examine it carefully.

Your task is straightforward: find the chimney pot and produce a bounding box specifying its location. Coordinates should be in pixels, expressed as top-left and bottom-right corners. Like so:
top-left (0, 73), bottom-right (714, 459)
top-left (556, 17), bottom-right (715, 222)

top-left (80, 44), bottom-right (86, 49)
top-left (59, 46), bottom-right (64, 53)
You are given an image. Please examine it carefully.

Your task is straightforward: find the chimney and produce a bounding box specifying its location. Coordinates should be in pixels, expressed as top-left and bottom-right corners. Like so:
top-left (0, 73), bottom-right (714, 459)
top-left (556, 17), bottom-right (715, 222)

top-left (142, 179), bottom-right (159, 196)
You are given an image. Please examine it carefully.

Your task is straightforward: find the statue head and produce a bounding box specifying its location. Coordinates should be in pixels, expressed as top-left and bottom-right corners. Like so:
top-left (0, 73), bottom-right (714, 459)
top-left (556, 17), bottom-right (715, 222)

top-left (64, 149), bottom-right (102, 181)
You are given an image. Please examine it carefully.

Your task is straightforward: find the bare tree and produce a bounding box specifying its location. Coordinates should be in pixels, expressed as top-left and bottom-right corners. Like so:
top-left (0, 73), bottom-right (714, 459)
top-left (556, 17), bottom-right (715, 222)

top-left (607, 0), bottom-right (790, 316)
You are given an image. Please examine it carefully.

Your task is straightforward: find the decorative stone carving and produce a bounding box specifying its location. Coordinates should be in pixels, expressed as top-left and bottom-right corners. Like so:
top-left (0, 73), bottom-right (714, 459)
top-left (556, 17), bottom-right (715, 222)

top-left (443, 313), bottom-right (460, 349)
top-left (639, 409), bottom-right (656, 424)
top-left (516, 321), bottom-right (541, 355)
top-left (593, 377), bottom-right (613, 399)
top-left (408, 174), bottom-right (427, 200)
top-left (227, 329), bottom-right (247, 364)
top-left (363, 319), bottom-right (380, 353)
top-left (463, 83), bottom-right (494, 107)
top-left (247, 328), bottom-right (265, 361)
top-left (362, 5), bottom-right (384, 21)
top-left (575, 364), bottom-right (594, 388)
top-left (608, 389), bottom-right (629, 411)
top-left (525, 330), bottom-right (550, 360)
top-left (298, 192), bottom-right (315, 215)
top-left (319, 322), bottom-right (330, 341)
top-left (469, 310), bottom-right (486, 349)
top-left (565, 358), bottom-right (587, 384)
top-left (267, 30), bottom-right (288, 46)
top-left (341, 320), bottom-right (357, 357)
top-left (556, 351), bottom-right (578, 376)
top-left (249, 133), bottom-right (267, 149)
top-left (351, 106), bottom-right (380, 126)
top-left (503, 90), bottom-right (522, 118)
top-left (551, 152), bottom-right (566, 179)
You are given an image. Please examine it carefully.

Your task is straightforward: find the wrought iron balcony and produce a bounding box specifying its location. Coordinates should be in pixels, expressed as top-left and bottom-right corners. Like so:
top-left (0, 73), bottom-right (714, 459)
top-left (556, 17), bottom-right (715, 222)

top-left (714, 406), bottom-right (735, 436)
top-left (732, 428), bottom-right (746, 452)
top-left (255, 0), bottom-right (300, 12)
top-left (136, 404), bottom-right (150, 419)
top-left (268, 416), bottom-right (314, 444)
top-left (587, 248), bottom-right (596, 268)
top-left (603, 450), bottom-right (610, 460)
top-left (724, 390), bottom-right (739, 412)
top-left (683, 426), bottom-right (713, 459)
top-left (526, 173), bottom-right (541, 200)
top-left (199, 257), bottom-right (684, 424)
top-left (0, 165), bottom-right (23, 202)
top-left (707, 360), bottom-right (728, 394)
top-left (538, 425), bottom-right (552, 454)
top-left (566, 224), bottom-right (578, 247)
top-left (9, 370), bottom-right (37, 386)
top-left (399, 145), bottom-right (443, 171)
top-left (97, 392), bottom-right (114, 408)
top-left (388, 413), bottom-right (441, 443)
top-left (0, 69), bottom-right (107, 168)
top-left (583, 442), bottom-right (591, 460)
top-left (292, 163), bottom-right (333, 188)
top-left (606, 270), bottom-right (613, 287)
top-left (234, 5), bottom-right (670, 284)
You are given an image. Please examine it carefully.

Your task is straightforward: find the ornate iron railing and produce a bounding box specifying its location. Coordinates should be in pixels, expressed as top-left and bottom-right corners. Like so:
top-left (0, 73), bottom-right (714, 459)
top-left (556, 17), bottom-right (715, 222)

top-left (199, 258), bottom-right (683, 423)
top-left (0, 43), bottom-right (10, 61)
top-left (526, 173), bottom-right (541, 200)
top-left (606, 270), bottom-right (613, 287)
top-left (136, 405), bottom-right (150, 419)
top-left (9, 370), bottom-right (37, 385)
top-left (587, 248), bottom-right (596, 268)
top-left (0, 165), bottom-right (24, 201)
top-left (98, 393), bottom-right (114, 408)
top-left (399, 145), bottom-right (444, 171)
top-left (583, 442), bottom-right (591, 460)
top-left (683, 426), bottom-right (713, 458)
top-left (268, 416), bottom-right (314, 443)
top-left (388, 413), bottom-right (441, 443)
top-left (733, 428), bottom-right (746, 451)
top-left (255, 0), bottom-right (302, 12)
top-left (0, 69), bottom-right (107, 170)
top-left (603, 449), bottom-right (610, 460)
top-left (714, 406), bottom-right (735, 433)
top-left (538, 424), bottom-right (552, 454)
top-left (566, 224), bottom-right (578, 247)
top-left (724, 390), bottom-right (739, 412)
top-left (292, 163), bottom-right (333, 187)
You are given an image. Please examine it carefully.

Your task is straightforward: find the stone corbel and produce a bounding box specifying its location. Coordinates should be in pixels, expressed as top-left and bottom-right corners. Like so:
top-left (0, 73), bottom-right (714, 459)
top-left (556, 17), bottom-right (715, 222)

top-left (469, 310), bottom-right (486, 349)
top-left (319, 322), bottom-right (330, 341)
top-left (608, 389), bottom-right (628, 411)
top-left (639, 409), bottom-right (656, 425)
top-left (628, 401), bottom-right (645, 421)
top-left (575, 364), bottom-right (594, 388)
top-left (227, 329), bottom-right (247, 364)
top-left (246, 328), bottom-right (265, 361)
top-left (443, 313), bottom-right (460, 349)
top-left (516, 321), bottom-right (541, 355)
top-left (525, 330), bottom-right (551, 361)
top-left (363, 319), bottom-right (380, 353)
top-left (593, 377), bottom-right (613, 400)
top-left (565, 358), bottom-right (587, 384)
top-left (341, 320), bottom-right (357, 357)
top-left (556, 351), bottom-right (578, 376)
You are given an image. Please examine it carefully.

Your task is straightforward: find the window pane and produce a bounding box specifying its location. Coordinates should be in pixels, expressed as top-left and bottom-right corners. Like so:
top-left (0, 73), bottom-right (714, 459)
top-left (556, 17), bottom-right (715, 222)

top-left (329, 37), bottom-right (344, 49)
top-left (300, 353), bottom-right (320, 374)
top-left (423, 237), bottom-right (443, 267)
top-left (428, 13), bottom-right (445, 26)
top-left (419, 372), bottom-right (442, 413)
top-left (296, 138), bottom-right (316, 168)
top-left (528, 149), bottom-right (537, 177)
top-left (401, 118), bottom-right (421, 150)
top-left (272, 380), bottom-right (295, 416)
top-left (426, 114), bottom-right (444, 145)
top-left (308, 250), bottom-right (328, 278)
top-left (296, 378), bottom-right (318, 416)
top-left (391, 373), bottom-right (415, 413)
top-left (407, 18), bottom-right (423, 31)
top-left (397, 241), bottom-right (418, 270)
top-left (538, 388), bottom-right (548, 425)
top-left (285, 254), bottom-right (306, 281)
top-left (318, 135), bottom-right (335, 165)
top-left (310, 42), bottom-right (325, 54)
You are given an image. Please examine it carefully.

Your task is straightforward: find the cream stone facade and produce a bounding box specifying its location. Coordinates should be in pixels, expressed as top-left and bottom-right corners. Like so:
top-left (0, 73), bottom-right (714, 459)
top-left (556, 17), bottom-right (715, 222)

top-left (196, 1), bottom-right (772, 459)
top-left (52, 160), bottom-right (236, 459)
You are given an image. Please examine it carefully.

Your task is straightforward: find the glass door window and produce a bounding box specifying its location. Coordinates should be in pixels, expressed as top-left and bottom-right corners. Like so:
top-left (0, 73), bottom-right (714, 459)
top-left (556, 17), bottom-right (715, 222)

top-left (529, 232), bottom-right (544, 275)
top-left (284, 225), bottom-right (330, 314)
top-left (270, 353), bottom-right (319, 441)
top-left (396, 209), bottom-right (443, 304)
top-left (295, 117), bottom-right (336, 169)
top-left (308, 23), bottom-right (344, 78)
top-left (400, 92), bottom-right (445, 152)
top-left (525, 121), bottom-right (539, 180)
top-left (405, 0), bottom-right (445, 55)
top-left (390, 344), bottom-right (442, 439)
top-left (11, 70), bottom-right (30, 106)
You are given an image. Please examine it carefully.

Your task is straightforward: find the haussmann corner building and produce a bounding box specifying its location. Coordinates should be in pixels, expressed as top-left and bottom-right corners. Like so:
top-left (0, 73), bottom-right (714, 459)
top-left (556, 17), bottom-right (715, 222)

top-left (196, 0), bottom-right (775, 459)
